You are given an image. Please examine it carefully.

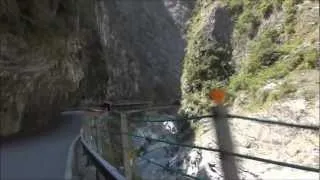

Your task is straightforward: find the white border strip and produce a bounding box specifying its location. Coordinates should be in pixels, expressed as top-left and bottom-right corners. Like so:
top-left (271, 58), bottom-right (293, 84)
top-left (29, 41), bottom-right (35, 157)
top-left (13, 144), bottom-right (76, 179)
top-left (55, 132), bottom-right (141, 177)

top-left (64, 135), bottom-right (80, 180)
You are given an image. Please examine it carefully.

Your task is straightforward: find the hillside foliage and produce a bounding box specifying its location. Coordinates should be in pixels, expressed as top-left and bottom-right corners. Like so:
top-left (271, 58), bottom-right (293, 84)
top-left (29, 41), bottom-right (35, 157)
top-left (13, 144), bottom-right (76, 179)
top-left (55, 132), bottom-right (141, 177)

top-left (181, 0), bottom-right (318, 114)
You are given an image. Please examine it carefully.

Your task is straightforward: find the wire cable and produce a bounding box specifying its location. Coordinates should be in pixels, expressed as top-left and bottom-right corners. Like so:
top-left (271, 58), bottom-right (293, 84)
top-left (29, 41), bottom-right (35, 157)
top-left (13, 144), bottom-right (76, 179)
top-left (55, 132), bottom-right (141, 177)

top-left (227, 114), bottom-right (319, 131)
top-left (139, 156), bottom-right (201, 180)
top-left (110, 131), bottom-right (319, 173)
top-left (131, 114), bottom-right (319, 131)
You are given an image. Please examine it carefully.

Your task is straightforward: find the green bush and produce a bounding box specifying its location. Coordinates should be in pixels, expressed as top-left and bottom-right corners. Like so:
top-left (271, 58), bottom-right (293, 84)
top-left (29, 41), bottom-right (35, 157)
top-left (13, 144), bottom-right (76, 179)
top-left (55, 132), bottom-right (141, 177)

top-left (259, 1), bottom-right (274, 18)
top-left (245, 31), bottom-right (282, 73)
top-left (226, 0), bottom-right (244, 16)
top-left (182, 1), bottom-right (236, 115)
top-left (283, 0), bottom-right (304, 35)
top-left (228, 35), bottom-right (316, 108)
top-left (236, 10), bottom-right (260, 36)
top-left (300, 48), bottom-right (318, 69)
top-left (273, 0), bottom-right (285, 10)
top-left (267, 81), bottom-right (297, 102)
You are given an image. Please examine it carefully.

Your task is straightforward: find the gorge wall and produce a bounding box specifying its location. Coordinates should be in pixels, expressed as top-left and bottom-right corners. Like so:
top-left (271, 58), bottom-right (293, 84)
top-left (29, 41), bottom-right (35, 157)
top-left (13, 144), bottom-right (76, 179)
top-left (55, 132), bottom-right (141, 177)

top-left (0, 0), bottom-right (96, 136)
top-left (2, 0), bottom-right (318, 179)
top-left (90, 0), bottom-right (192, 102)
top-left (0, 0), bottom-right (192, 136)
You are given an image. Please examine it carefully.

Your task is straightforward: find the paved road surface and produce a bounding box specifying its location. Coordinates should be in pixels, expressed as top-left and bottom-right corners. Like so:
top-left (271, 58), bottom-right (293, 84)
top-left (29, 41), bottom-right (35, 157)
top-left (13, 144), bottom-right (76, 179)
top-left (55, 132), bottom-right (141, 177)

top-left (0, 111), bottom-right (83, 180)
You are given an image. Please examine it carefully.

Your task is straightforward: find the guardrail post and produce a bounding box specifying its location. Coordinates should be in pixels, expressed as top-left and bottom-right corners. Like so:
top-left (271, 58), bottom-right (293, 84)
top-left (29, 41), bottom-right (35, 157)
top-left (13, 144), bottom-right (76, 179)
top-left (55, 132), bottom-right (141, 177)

top-left (95, 116), bottom-right (101, 180)
top-left (95, 123), bottom-right (99, 151)
top-left (95, 119), bottom-right (100, 180)
top-left (212, 105), bottom-right (239, 180)
top-left (120, 113), bottom-right (133, 180)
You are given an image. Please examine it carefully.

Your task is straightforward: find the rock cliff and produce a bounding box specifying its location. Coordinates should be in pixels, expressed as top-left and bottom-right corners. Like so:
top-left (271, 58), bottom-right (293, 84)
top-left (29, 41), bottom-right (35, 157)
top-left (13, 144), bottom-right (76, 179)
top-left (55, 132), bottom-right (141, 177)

top-left (0, 0), bottom-right (97, 135)
top-left (179, 0), bottom-right (319, 179)
top-left (1, 1), bottom-right (319, 178)
top-left (0, 0), bottom-right (191, 136)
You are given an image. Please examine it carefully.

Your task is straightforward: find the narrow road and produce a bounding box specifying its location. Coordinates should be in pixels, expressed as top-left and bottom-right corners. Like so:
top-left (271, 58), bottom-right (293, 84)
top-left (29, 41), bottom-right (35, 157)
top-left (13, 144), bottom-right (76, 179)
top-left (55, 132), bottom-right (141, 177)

top-left (0, 111), bottom-right (83, 180)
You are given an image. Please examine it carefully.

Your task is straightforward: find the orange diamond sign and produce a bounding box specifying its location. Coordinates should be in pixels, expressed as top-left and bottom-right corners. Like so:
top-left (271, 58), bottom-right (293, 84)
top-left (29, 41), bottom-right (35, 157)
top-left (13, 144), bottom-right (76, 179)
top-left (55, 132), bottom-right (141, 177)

top-left (209, 88), bottom-right (226, 104)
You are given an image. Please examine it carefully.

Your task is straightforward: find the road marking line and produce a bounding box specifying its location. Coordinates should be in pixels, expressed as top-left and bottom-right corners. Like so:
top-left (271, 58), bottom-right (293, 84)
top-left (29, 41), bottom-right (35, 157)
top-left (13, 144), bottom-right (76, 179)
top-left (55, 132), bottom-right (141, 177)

top-left (64, 135), bottom-right (80, 180)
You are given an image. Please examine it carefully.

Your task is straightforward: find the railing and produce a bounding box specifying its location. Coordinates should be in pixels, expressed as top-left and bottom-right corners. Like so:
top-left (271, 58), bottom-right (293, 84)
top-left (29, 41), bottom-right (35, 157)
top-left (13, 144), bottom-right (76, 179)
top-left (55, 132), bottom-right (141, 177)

top-left (79, 133), bottom-right (126, 180)
top-left (78, 101), bottom-right (154, 180)
top-left (79, 102), bottom-right (319, 180)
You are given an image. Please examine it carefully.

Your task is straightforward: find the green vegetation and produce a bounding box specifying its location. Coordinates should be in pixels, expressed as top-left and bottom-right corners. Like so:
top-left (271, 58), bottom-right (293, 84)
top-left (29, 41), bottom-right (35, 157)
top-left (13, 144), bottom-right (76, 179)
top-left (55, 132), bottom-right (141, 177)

top-left (181, 2), bottom-right (234, 115)
top-left (233, 15), bottom-right (317, 101)
top-left (181, 0), bottom-right (318, 114)
top-left (225, 0), bottom-right (305, 38)
top-left (226, 0), bottom-right (281, 39)
top-left (228, 31), bottom-right (317, 109)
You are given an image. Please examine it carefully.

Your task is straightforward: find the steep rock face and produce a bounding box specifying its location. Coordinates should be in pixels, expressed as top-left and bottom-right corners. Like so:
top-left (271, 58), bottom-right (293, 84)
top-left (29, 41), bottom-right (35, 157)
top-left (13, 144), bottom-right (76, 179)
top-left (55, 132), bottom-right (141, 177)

top-left (0, 0), bottom-right (193, 136)
top-left (0, 33), bottom-right (87, 135)
top-left (0, 0), bottom-right (98, 136)
top-left (92, 0), bottom-right (193, 102)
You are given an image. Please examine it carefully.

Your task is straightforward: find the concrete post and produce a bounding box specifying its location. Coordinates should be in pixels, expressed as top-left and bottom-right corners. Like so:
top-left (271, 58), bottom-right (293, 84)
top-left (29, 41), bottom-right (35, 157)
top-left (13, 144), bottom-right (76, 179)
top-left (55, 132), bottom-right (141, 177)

top-left (212, 105), bottom-right (239, 180)
top-left (120, 113), bottom-right (132, 180)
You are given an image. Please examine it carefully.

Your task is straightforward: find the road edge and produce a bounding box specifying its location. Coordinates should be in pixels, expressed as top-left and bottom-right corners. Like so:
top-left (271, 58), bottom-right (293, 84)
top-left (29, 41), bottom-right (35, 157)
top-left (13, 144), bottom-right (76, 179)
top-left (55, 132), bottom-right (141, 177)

top-left (64, 135), bottom-right (80, 180)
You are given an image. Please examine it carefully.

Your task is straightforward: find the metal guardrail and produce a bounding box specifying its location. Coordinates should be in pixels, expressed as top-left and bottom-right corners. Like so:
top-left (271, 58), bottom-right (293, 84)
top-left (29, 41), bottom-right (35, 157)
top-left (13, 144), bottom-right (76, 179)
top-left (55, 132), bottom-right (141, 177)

top-left (78, 104), bottom-right (180, 180)
top-left (77, 101), bottom-right (161, 180)
top-left (63, 101), bottom-right (152, 112)
top-left (79, 102), bottom-right (319, 180)
top-left (79, 134), bottom-right (126, 180)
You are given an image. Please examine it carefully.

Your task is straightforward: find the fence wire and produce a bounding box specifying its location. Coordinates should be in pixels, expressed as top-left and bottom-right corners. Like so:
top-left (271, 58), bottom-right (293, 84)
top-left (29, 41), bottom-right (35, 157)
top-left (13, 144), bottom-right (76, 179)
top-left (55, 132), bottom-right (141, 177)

top-left (132, 114), bottom-right (319, 131)
top-left (227, 114), bottom-right (319, 131)
top-left (82, 106), bottom-right (320, 180)
top-left (139, 156), bottom-right (201, 180)
top-left (109, 131), bottom-right (319, 173)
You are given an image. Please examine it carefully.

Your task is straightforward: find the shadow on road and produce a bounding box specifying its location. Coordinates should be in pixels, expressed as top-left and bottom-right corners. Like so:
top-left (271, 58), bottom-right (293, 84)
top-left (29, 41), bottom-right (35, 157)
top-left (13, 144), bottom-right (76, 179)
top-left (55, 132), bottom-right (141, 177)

top-left (0, 111), bottom-right (82, 146)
